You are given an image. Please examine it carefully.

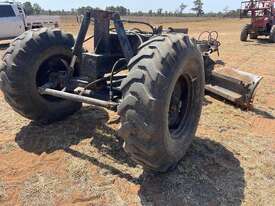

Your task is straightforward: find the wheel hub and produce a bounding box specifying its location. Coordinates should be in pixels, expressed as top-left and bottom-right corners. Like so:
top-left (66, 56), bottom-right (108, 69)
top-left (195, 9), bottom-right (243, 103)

top-left (168, 76), bottom-right (190, 133)
top-left (36, 55), bottom-right (71, 101)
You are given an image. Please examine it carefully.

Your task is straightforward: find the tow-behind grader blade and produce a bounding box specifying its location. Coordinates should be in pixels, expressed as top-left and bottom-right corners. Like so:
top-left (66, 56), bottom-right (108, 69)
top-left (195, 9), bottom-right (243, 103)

top-left (196, 31), bottom-right (263, 109)
top-left (205, 65), bottom-right (262, 109)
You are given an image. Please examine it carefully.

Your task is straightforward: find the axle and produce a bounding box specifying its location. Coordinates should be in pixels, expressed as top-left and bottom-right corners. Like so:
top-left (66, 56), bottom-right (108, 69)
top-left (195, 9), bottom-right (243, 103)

top-left (38, 87), bottom-right (118, 110)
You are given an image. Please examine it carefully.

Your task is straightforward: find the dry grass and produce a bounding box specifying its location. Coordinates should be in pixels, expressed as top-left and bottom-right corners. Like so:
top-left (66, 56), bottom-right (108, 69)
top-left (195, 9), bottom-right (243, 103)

top-left (0, 141), bottom-right (18, 154)
top-left (20, 173), bottom-right (59, 206)
top-left (0, 180), bottom-right (6, 201)
top-left (0, 16), bottom-right (274, 206)
top-left (66, 156), bottom-right (91, 187)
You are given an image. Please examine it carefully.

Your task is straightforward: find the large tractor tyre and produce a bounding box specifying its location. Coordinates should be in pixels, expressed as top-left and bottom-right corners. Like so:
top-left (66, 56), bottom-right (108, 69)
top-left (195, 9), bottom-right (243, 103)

top-left (270, 26), bottom-right (275, 43)
top-left (250, 33), bottom-right (258, 39)
top-left (0, 28), bottom-right (82, 124)
top-left (240, 24), bottom-right (250, 41)
top-left (118, 34), bottom-right (205, 173)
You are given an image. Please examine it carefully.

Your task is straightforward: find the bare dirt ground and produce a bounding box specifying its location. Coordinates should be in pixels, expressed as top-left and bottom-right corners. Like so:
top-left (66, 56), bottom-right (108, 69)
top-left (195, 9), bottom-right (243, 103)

top-left (0, 17), bottom-right (274, 206)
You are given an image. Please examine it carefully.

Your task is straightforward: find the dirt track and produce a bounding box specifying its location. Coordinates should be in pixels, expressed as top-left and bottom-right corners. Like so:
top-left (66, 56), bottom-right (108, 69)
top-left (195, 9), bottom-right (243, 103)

top-left (0, 17), bottom-right (274, 206)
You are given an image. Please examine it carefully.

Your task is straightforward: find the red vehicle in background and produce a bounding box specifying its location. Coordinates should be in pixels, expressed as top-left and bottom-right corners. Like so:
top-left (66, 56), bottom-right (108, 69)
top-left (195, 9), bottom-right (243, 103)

top-left (240, 0), bottom-right (275, 42)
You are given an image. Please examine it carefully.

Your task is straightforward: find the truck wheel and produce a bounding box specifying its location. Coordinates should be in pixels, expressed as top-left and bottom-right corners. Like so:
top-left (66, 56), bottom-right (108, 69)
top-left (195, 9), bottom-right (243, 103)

top-left (250, 33), bottom-right (258, 39)
top-left (118, 34), bottom-right (205, 172)
top-left (241, 24), bottom-right (249, 41)
top-left (0, 28), bottom-right (82, 124)
top-left (270, 26), bottom-right (275, 43)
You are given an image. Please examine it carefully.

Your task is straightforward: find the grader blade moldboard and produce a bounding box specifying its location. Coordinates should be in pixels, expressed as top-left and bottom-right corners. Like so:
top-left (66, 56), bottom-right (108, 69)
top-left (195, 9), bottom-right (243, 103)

top-left (205, 67), bottom-right (263, 109)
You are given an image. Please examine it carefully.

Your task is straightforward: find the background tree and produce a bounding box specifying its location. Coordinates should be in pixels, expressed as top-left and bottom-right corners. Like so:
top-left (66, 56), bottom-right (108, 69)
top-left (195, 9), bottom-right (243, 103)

top-left (223, 6), bottom-right (230, 17)
top-left (192, 0), bottom-right (204, 16)
top-left (33, 3), bottom-right (42, 15)
top-left (157, 8), bottom-right (163, 16)
top-left (179, 3), bottom-right (187, 14)
top-left (77, 6), bottom-right (93, 15)
top-left (106, 6), bottom-right (128, 16)
top-left (23, 2), bottom-right (34, 15)
top-left (223, 6), bottom-right (229, 14)
top-left (18, 1), bottom-right (241, 17)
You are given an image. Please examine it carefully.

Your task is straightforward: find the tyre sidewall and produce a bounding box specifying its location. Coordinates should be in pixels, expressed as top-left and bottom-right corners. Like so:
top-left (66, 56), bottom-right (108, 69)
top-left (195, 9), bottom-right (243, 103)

top-left (270, 26), bottom-right (275, 43)
top-left (160, 46), bottom-right (204, 160)
top-left (119, 34), bottom-right (205, 171)
top-left (1, 29), bottom-right (81, 123)
top-left (241, 25), bottom-right (249, 41)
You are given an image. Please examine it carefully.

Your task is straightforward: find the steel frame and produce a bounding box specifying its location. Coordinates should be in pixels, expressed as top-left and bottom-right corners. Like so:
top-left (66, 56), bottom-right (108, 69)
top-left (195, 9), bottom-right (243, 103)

top-left (37, 9), bottom-right (262, 110)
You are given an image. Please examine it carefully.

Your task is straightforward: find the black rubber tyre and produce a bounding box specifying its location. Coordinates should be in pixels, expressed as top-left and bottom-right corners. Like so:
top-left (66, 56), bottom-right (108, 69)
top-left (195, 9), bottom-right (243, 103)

top-left (118, 34), bottom-right (205, 172)
top-left (250, 33), bottom-right (258, 39)
top-left (270, 25), bottom-right (275, 43)
top-left (240, 24), bottom-right (250, 41)
top-left (0, 28), bottom-right (82, 124)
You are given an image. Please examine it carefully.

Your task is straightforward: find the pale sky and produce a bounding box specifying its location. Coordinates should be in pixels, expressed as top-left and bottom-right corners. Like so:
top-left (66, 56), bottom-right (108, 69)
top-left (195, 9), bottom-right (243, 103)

top-left (18, 0), bottom-right (242, 12)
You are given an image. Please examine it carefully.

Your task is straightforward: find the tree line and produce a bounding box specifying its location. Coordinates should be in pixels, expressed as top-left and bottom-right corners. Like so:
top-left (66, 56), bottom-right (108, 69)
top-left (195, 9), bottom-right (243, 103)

top-left (22, 1), bottom-right (241, 18)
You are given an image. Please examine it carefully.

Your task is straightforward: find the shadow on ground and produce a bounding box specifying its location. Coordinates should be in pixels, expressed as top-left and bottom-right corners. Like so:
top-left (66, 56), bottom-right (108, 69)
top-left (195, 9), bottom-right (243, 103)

top-left (256, 38), bottom-right (273, 44)
top-left (243, 38), bottom-right (274, 46)
top-left (15, 106), bottom-right (139, 183)
top-left (251, 107), bottom-right (275, 119)
top-left (15, 107), bottom-right (109, 155)
top-left (139, 138), bottom-right (245, 206)
top-left (15, 106), bottom-right (245, 206)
